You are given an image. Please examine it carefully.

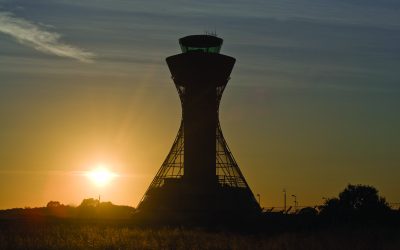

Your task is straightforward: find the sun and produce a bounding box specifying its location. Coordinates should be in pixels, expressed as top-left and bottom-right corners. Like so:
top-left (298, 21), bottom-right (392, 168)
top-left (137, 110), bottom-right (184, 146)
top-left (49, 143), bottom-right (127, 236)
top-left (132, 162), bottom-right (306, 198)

top-left (86, 165), bottom-right (118, 187)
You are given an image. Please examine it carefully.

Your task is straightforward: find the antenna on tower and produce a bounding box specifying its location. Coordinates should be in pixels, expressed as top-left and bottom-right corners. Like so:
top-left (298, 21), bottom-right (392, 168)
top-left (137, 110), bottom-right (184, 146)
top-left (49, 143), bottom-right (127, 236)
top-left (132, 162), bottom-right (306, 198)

top-left (204, 29), bottom-right (218, 37)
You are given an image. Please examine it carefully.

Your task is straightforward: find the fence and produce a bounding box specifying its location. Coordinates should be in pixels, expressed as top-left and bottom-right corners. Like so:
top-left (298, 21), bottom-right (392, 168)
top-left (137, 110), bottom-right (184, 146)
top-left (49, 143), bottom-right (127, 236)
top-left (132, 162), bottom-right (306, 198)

top-left (262, 203), bottom-right (400, 214)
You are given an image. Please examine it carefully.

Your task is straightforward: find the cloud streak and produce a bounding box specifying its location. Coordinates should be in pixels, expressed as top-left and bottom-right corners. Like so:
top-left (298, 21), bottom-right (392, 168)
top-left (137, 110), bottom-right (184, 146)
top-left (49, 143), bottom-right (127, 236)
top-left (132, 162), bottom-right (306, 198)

top-left (0, 11), bottom-right (94, 62)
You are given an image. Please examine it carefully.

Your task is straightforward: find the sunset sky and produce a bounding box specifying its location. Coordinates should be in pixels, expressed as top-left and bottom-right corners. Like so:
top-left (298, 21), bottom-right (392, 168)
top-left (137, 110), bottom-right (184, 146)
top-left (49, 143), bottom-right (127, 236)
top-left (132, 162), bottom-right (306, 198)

top-left (0, 0), bottom-right (399, 209)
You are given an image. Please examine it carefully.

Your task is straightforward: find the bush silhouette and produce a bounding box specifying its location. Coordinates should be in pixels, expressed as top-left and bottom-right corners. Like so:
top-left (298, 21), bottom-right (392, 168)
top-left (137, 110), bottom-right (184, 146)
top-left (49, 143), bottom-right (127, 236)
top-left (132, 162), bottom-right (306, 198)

top-left (298, 207), bottom-right (318, 216)
top-left (79, 198), bottom-right (100, 208)
top-left (46, 201), bottom-right (62, 208)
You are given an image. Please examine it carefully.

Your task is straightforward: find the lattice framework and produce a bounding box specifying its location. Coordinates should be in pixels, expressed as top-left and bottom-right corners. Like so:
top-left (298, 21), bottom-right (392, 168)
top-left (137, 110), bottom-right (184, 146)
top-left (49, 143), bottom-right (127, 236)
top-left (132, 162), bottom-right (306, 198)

top-left (142, 84), bottom-right (252, 194)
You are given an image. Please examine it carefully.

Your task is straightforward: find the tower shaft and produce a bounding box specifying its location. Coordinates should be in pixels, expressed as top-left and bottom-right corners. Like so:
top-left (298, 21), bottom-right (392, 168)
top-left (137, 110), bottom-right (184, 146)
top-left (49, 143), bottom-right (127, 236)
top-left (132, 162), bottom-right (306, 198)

top-left (166, 51), bottom-right (235, 191)
top-left (184, 83), bottom-right (217, 186)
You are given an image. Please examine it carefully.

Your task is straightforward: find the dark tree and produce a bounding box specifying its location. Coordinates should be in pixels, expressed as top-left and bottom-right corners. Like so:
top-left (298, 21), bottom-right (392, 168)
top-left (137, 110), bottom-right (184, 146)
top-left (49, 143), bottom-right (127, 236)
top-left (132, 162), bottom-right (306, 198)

top-left (338, 184), bottom-right (389, 212)
top-left (320, 184), bottom-right (390, 222)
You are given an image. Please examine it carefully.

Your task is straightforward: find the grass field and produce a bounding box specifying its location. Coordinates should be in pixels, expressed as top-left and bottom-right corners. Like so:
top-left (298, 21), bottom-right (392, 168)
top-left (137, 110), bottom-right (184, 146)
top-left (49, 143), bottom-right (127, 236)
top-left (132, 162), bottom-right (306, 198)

top-left (0, 221), bottom-right (399, 250)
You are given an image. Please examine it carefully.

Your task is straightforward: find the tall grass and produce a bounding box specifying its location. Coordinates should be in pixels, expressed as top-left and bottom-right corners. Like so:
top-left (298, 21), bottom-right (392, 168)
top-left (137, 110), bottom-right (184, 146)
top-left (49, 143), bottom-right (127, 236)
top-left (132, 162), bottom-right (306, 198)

top-left (0, 222), bottom-right (399, 250)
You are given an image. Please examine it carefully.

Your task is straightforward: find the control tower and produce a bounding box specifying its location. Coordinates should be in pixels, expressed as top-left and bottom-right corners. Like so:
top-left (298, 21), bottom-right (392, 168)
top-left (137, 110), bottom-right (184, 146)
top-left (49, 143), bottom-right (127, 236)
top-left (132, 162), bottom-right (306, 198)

top-left (137, 35), bottom-right (260, 223)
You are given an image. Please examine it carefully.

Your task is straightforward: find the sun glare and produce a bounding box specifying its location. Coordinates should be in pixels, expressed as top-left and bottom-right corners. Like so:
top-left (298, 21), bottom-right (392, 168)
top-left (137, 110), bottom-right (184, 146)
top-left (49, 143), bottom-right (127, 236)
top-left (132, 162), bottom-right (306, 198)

top-left (86, 165), bottom-right (118, 187)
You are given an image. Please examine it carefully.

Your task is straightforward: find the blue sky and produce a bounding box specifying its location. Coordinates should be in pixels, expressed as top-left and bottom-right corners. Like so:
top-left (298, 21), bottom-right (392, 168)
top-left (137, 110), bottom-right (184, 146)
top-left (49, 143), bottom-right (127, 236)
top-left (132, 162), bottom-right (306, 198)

top-left (0, 0), bottom-right (399, 208)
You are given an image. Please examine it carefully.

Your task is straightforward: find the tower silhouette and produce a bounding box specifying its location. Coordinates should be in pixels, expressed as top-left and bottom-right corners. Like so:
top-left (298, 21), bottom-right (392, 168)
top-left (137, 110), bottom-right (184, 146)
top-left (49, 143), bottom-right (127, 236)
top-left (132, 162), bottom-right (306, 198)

top-left (137, 35), bottom-right (260, 222)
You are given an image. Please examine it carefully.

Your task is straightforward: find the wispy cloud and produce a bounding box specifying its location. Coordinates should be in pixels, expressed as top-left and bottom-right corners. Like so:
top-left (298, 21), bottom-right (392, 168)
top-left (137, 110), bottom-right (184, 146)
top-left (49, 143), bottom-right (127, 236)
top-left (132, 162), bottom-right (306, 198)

top-left (0, 11), bottom-right (95, 62)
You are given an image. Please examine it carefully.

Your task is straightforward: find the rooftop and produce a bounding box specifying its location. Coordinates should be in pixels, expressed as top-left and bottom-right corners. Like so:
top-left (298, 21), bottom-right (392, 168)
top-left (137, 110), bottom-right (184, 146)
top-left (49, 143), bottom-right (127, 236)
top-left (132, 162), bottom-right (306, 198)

top-left (179, 35), bottom-right (223, 54)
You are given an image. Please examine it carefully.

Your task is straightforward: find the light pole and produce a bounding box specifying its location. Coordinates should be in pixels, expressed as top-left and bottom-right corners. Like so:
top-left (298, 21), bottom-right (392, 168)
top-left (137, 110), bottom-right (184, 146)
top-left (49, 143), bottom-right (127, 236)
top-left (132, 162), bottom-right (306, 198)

top-left (283, 189), bottom-right (287, 212)
top-left (257, 193), bottom-right (261, 207)
top-left (292, 194), bottom-right (297, 211)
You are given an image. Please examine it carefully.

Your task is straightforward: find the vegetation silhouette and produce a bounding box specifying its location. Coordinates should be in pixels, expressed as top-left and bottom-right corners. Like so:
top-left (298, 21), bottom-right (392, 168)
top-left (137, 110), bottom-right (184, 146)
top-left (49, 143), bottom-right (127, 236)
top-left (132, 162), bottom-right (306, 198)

top-left (0, 198), bottom-right (135, 221)
top-left (319, 184), bottom-right (392, 224)
top-left (0, 184), bottom-right (398, 229)
top-left (0, 185), bottom-right (399, 249)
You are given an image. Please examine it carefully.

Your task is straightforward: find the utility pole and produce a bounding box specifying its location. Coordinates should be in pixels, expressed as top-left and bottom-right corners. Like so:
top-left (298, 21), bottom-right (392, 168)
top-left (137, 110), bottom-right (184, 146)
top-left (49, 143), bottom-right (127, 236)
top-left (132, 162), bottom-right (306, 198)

top-left (257, 193), bottom-right (261, 207)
